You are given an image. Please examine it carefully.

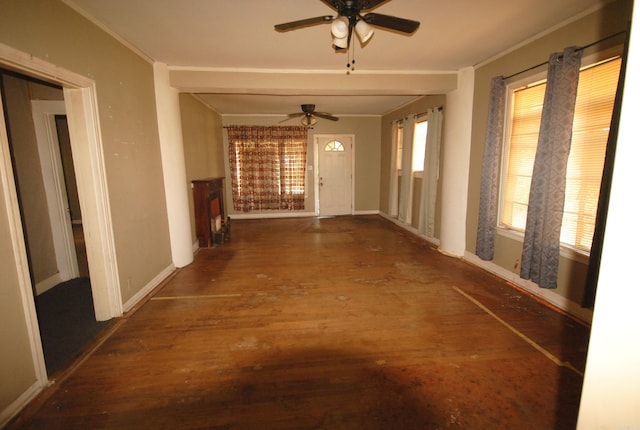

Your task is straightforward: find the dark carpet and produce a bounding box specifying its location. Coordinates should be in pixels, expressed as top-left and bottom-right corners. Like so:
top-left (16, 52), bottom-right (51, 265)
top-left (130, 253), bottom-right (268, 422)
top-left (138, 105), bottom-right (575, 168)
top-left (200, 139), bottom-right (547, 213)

top-left (35, 277), bottom-right (112, 375)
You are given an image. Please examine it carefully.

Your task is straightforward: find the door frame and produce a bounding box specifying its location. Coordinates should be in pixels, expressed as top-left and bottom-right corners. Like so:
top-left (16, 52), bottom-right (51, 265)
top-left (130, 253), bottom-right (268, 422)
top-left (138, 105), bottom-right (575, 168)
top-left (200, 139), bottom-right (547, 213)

top-left (31, 100), bottom-right (79, 292)
top-left (313, 134), bottom-right (355, 216)
top-left (0, 42), bottom-right (122, 385)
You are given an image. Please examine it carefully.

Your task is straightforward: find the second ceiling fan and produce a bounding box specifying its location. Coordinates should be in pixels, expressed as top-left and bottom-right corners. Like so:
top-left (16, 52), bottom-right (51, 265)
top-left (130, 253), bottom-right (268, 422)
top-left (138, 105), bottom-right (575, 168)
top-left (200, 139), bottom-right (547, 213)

top-left (285, 104), bottom-right (339, 126)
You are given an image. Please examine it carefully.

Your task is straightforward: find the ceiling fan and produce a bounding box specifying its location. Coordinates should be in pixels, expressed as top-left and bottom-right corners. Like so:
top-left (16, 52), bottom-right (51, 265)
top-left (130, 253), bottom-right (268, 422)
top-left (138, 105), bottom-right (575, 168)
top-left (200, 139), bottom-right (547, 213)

top-left (274, 0), bottom-right (420, 51)
top-left (284, 104), bottom-right (339, 126)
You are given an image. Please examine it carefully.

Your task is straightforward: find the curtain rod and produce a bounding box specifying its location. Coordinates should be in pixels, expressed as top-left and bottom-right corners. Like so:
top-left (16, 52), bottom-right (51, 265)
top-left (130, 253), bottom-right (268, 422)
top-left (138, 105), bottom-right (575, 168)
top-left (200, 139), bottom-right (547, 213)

top-left (502, 30), bottom-right (628, 81)
top-left (415, 106), bottom-right (443, 117)
top-left (389, 106), bottom-right (443, 124)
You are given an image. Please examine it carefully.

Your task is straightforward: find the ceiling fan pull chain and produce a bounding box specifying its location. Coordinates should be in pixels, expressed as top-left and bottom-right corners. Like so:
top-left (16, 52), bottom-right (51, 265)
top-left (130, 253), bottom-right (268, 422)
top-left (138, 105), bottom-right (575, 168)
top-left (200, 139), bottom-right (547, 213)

top-left (347, 43), bottom-right (356, 74)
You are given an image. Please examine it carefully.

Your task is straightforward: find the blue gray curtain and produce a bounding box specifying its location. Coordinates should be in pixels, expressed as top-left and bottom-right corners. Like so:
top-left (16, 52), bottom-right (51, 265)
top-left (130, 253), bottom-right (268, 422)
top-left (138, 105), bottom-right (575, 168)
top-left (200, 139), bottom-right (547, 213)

top-left (520, 47), bottom-right (583, 289)
top-left (476, 76), bottom-right (506, 260)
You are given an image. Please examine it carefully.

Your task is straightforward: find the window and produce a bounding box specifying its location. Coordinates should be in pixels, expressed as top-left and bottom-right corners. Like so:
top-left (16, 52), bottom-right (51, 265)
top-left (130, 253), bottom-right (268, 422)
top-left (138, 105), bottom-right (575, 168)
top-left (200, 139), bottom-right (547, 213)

top-left (501, 56), bottom-right (621, 252)
top-left (227, 126), bottom-right (307, 212)
top-left (324, 140), bottom-right (345, 152)
top-left (412, 119), bottom-right (428, 172)
top-left (395, 123), bottom-right (404, 171)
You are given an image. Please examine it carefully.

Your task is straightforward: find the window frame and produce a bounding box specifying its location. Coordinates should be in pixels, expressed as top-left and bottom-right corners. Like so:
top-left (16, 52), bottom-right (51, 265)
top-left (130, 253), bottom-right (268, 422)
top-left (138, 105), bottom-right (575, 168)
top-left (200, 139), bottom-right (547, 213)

top-left (496, 47), bottom-right (622, 264)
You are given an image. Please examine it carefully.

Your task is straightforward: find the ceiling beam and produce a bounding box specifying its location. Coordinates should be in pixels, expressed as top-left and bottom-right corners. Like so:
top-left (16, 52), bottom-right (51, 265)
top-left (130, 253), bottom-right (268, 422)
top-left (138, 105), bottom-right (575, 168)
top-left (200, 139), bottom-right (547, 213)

top-left (168, 68), bottom-right (458, 95)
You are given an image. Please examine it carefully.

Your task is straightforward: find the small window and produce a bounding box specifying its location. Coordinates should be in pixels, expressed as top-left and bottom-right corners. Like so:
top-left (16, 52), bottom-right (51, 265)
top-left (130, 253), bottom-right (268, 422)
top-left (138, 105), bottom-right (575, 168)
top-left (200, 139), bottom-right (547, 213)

top-left (412, 120), bottom-right (428, 172)
top-left (500, 56), bottom-right (621, 252)
top-left (396, 124), bottom-right (404, 171)
top-left (324, 140), bottom-right (345, 152)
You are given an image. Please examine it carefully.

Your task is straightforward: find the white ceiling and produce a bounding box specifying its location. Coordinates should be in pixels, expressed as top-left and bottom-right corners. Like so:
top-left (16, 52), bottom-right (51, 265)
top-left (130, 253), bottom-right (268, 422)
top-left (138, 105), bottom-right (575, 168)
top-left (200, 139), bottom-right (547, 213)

top-left (64, 0), bottom-right (607, 117)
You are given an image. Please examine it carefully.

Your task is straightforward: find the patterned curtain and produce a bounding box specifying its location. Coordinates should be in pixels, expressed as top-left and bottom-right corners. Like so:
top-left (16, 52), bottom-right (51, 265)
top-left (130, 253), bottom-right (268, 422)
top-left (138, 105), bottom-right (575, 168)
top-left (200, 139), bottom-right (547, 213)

top-left (418, 108), bottom-right (443, 238)
top-left (520, 47), bottom-right (583, 289)
top-left (227, 125), bottom-right (308, 212)
top-left (476, 76), bottom-right (506, 260)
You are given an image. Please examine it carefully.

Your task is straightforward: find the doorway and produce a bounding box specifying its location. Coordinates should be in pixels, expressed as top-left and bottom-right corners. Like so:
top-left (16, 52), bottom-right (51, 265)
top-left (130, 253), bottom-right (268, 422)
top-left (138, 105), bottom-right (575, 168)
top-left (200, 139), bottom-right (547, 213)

top-left (0, 70), bottom-right (109, 375)
top-left (315, 134), bottom-right (354, 216)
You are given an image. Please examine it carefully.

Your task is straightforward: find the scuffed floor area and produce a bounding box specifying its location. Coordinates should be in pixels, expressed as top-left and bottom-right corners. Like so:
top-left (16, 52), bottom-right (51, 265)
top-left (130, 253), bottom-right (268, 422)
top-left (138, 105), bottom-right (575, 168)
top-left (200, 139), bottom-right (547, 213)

top-left (9, 216), bottom-right (590, 429)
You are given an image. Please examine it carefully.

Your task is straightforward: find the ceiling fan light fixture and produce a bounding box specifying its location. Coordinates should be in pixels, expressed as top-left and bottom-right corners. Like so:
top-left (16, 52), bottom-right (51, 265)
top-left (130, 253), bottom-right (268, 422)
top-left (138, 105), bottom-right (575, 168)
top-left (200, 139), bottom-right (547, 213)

top-left (330, 16), bottom-right (349, 38)
top-left (301, 115), bottom-right (318, 126)
top-left (355, 19), bottom-right (374, 43)
top-left (332, 35), bottom-right (349, 49)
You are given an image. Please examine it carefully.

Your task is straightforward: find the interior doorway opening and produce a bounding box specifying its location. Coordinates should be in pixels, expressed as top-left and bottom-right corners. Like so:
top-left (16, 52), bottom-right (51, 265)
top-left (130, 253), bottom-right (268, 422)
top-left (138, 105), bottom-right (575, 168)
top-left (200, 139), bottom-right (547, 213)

top-left (0, 70), bottom-right (110, 376)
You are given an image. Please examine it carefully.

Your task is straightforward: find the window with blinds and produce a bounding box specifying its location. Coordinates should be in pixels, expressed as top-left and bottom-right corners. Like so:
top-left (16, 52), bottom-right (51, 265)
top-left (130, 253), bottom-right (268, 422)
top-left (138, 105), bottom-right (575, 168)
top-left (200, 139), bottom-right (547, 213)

top-left (500, 56), bottom-right (622, 252)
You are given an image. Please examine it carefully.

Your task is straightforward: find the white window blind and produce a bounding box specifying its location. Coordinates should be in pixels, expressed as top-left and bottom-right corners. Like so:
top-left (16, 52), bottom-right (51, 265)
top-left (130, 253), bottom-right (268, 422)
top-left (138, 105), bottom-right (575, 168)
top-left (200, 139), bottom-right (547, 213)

top-left (501, 56), bottom-right (621, 252)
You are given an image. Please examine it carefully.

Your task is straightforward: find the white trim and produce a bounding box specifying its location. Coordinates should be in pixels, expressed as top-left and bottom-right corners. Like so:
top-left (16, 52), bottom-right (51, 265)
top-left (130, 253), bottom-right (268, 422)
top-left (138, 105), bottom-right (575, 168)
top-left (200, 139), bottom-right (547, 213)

top-left (31, 100), bottom-right (79, 283)
top-left (464, 251), bottom-right (593, 323)
top-left (0, 43), bottom-right (123, 410)
top-left (63, 86), bottom-right (122, 321)
top-left (122, 264), bottom-right (175, 313)
top-left (35, 272), bottom-right (63, 295)
top-left (378, 211), bottom-right (441, 248)
top-left (229, 211), bottom-right (316, 220)
top-left (0, 78), bottom-right (49, 398)
top-left (314, 134), bottom-right (356, 217)
top-left (354, 210), bottom-right (379, 216)
top-left (0, 381), bottom-right (43, 429)
top-left (229, 210), bottom-right (380, 219)
top-left (168, 65), bottom-right (458, 76)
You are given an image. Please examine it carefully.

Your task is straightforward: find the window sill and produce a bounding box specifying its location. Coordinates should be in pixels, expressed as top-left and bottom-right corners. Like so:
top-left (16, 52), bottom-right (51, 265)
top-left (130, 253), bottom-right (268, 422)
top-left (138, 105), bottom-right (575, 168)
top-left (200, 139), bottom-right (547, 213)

top-left (496, 227), bottom-right (590, 265)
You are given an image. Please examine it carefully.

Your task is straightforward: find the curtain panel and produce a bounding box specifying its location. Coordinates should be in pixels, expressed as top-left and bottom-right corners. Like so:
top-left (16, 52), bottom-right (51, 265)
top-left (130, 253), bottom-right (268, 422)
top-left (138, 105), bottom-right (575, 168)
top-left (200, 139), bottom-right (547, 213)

top-left (418, 108), bottom-right (443, 238)
top-left (520, 47), bottom-right (583, 289)
top-left (476, 76), bottom-right (506, 260)
top-left (388, 121), bottom-right (400, 217)
top-left (398, 116), bottom-right (416, 224)
top-left (227, 125), bottom-right (308, 212)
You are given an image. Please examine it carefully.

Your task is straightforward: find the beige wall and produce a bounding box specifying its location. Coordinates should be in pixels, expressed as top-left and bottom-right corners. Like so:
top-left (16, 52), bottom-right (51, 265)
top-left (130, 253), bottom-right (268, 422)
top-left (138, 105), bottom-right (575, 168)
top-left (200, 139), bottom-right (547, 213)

top-left (0, 0), bottom-right (173, 301)
top-left (380, 95), bottom-right (447, 235)
top-left (221, 115), bottom-right (381, 216)
top-left (0, 0), bottom-right (173, 414)
top-left (466, 0), bottom-right (633, 305)
top-left (179, 94), bottom-right (224, 243)
top-left (0, 180), bottom-right (38, 415)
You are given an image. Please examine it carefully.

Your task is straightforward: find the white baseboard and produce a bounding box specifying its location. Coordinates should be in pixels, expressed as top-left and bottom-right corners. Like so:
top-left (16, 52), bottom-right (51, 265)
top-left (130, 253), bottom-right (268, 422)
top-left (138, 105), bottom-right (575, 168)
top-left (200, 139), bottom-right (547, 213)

top-left (229, 211), bottom-right (316, 220)
top-left (378, 212), bottom-right (441, 248)
top-left (122, 263), bottom-right (175, 313)
top-left (35, 273), bottom-right (63, 295)
top-left (0, 380), bottom-right (43, 428)
top-left (353, 210), bottom-right (380, 215)
top-left (464, 251), bottom-right (593, 323)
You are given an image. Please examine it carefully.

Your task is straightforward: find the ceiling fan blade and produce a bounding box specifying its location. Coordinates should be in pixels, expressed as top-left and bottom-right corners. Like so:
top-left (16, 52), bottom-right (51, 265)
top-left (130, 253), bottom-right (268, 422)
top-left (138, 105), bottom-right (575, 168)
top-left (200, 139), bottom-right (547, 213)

top-left (287, 112), bottom-right (306, 118)
top-left (362, 13), bottom-right (420, 34)
top-left (320, 0), bottom-right (343, 11)
top-left (359, 0), bottom-right (389, 10)
top-left (314, 112), bottom-right (339, 121)
top-left (275, 15), bottom-right (334, 31)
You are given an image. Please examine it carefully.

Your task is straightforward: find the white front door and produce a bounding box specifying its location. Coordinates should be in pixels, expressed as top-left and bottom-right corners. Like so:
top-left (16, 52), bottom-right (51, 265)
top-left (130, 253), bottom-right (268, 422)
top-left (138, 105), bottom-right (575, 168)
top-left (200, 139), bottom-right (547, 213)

top-left (316, 134), bottom-right (353, 216)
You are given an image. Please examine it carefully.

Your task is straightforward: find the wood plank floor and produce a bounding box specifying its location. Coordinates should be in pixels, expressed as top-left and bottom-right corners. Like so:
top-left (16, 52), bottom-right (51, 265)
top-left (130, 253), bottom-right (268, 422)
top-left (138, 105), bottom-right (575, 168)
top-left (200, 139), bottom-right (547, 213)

top-left (8, 215), bottom-right (591, 429)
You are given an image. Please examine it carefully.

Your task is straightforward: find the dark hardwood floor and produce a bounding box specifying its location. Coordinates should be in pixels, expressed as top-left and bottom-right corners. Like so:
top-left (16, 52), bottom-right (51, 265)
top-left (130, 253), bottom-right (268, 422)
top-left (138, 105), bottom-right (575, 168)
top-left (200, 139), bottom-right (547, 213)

top-left (8, 215), bottom-right (591, 429)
